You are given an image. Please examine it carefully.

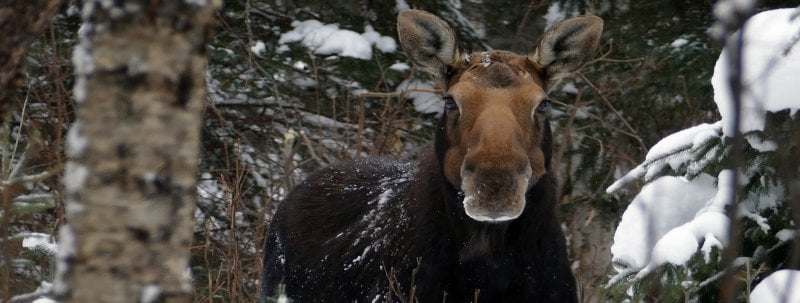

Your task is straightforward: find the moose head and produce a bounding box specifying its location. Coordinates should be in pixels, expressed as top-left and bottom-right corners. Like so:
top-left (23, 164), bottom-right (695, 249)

top-left (397, 10), bottom-right (602, 222)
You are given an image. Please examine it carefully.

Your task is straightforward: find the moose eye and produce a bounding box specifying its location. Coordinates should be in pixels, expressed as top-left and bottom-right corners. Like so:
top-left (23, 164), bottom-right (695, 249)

top-left (536, 99), bottom-right (551, 113)
top-left (444, 96), bottom-right (458, 111)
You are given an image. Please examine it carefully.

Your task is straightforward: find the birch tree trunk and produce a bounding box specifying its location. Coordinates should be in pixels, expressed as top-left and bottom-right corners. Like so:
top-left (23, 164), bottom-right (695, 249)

top-left (55, 1), bottom-right (216, 302)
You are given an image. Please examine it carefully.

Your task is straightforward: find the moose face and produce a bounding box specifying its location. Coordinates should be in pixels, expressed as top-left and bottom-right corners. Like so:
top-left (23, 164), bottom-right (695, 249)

top-left (397, 10), bottom-right (602, 222)
top-left (442, 51), bottom-right (550, 222)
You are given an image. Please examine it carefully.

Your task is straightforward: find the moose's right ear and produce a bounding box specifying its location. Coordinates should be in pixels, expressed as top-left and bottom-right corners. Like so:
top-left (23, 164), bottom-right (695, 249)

top-left (397, 9), bottom-right (460, 78)
top-left (529, 16), bottom-right (603, 84)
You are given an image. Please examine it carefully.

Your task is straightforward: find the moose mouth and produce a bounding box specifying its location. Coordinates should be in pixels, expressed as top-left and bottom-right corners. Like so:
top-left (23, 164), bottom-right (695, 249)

top-left (460, 166), bottom-right (532, 222)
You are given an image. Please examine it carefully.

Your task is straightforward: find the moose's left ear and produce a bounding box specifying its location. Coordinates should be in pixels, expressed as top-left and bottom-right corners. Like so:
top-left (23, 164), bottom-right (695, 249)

top-left (529, 16), bottom-right (603, 82)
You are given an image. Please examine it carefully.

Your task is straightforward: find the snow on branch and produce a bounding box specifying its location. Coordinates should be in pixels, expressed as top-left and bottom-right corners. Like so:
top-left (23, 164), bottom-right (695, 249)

top-left (712, 8), bottom-right (800, 136)
top-left (606, 122), bottom-right (721, 193)
top-left (607, 8), bottom-right (800, 296)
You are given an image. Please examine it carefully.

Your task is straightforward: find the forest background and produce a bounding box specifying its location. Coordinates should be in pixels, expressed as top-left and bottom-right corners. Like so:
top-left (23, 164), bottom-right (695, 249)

top-left (2, 0), bottom-right (799, 302)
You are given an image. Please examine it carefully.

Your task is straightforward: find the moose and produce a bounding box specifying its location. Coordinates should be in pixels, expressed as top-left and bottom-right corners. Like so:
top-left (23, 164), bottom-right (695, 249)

top-left (261, 9), bottom-right (602, 302)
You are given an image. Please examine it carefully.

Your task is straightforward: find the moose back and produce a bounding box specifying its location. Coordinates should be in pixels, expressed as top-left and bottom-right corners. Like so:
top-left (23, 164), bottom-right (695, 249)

top-left (261, 9), bottom-right (602, 302)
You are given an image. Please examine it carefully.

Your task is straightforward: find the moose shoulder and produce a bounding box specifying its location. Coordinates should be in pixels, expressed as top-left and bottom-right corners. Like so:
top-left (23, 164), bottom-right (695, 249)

top-left (261, 9), bottom-right (602, 302)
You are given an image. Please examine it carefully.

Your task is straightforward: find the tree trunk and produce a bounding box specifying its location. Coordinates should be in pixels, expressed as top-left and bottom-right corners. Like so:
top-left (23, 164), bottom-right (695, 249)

top-left (566, 209), bottom-right (614, 303)
top-left (55, 1), bottom-right (216, 302)
top-left (0, 0), bottom-right (64, 123)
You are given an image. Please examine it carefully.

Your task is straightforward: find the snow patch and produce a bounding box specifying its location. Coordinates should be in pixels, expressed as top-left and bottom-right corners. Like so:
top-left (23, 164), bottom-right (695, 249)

top-left (22, 233), bottom-right (58, 255)
top-left (611, 174), bottom-right (717, 271)
top-left (776, 229), bottom-right (797, 243)
top-left (53, 225), bottom-right (76, 295)
top-left (362, 25), bottom-right (397, 53)
top-left (644, 227), bottom-right (698, 272)
top-left (292, 60), bottom-right (309, 71)
top-left (250, 41), bottom-right (266, 56)
top-left (396, 79), bottom-right (441, 115)
top-left (636, 211), bottom-right (731, 277)
top-left (670, 38), bottom-right (689, 48)
top-left (745, 133), bottom-right (778, 152)
top-left (395, 0), bottom-right (410, 11)
top-left (750, 270), bottom-right (800, 303)
top-left (544, 3), bottom-right (567, 28)
top-left (140, 284), bottom-right (161, 303)
top-left (184, 0), bottom-right (212, 7)
top-left (700, 233), bottom-right (723, 260)
top-left (712, 9), bottom-right (800, 136)
top-left (389, 62), bottom-right (410, 72)
top-left (71, 38), bottom-right (92, 102)
top-left (346, 163), bottom-right (415, 268)
top-left (561, 81), bottom-right (578, 94)
top-left (63, 161), bottom-right (89, 193)
top-left (66, 122), bottom-right (89, 157)
top-left (276, 294), bottom-right (290, 303)
top-left (66, 5), bottom-right (80, 17)
top-left (279, 20), bottom-right (397, 60)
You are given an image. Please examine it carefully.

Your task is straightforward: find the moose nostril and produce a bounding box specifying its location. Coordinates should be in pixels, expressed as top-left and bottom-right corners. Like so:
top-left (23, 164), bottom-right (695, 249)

top-left (463, 162), bottom-right (477, 174)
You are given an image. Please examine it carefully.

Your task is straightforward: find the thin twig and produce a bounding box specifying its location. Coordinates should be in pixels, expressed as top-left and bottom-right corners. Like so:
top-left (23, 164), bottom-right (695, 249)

top-left (696, 239), bottom-right (791, 291)
top-left (382, 262), bottom-right (407, 303)
top-left (586, 39), bottom-right (646, 65)
top-left (9, 78), bottom-right (31, 170)
top-left (510, 1), bottom-right (545, 51)
top-left (550, 98), bottom-right (644, 151)
top-left (553, 89), bottom-right (582, 198)
top-left (577, 72), bottom-right (647, 151)
top-left (2, 167), bottom-right (61, 187)
top-left (298, 131), bottom-right (325, 166)
top-left (360, 92), bottom-right (401, 98)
